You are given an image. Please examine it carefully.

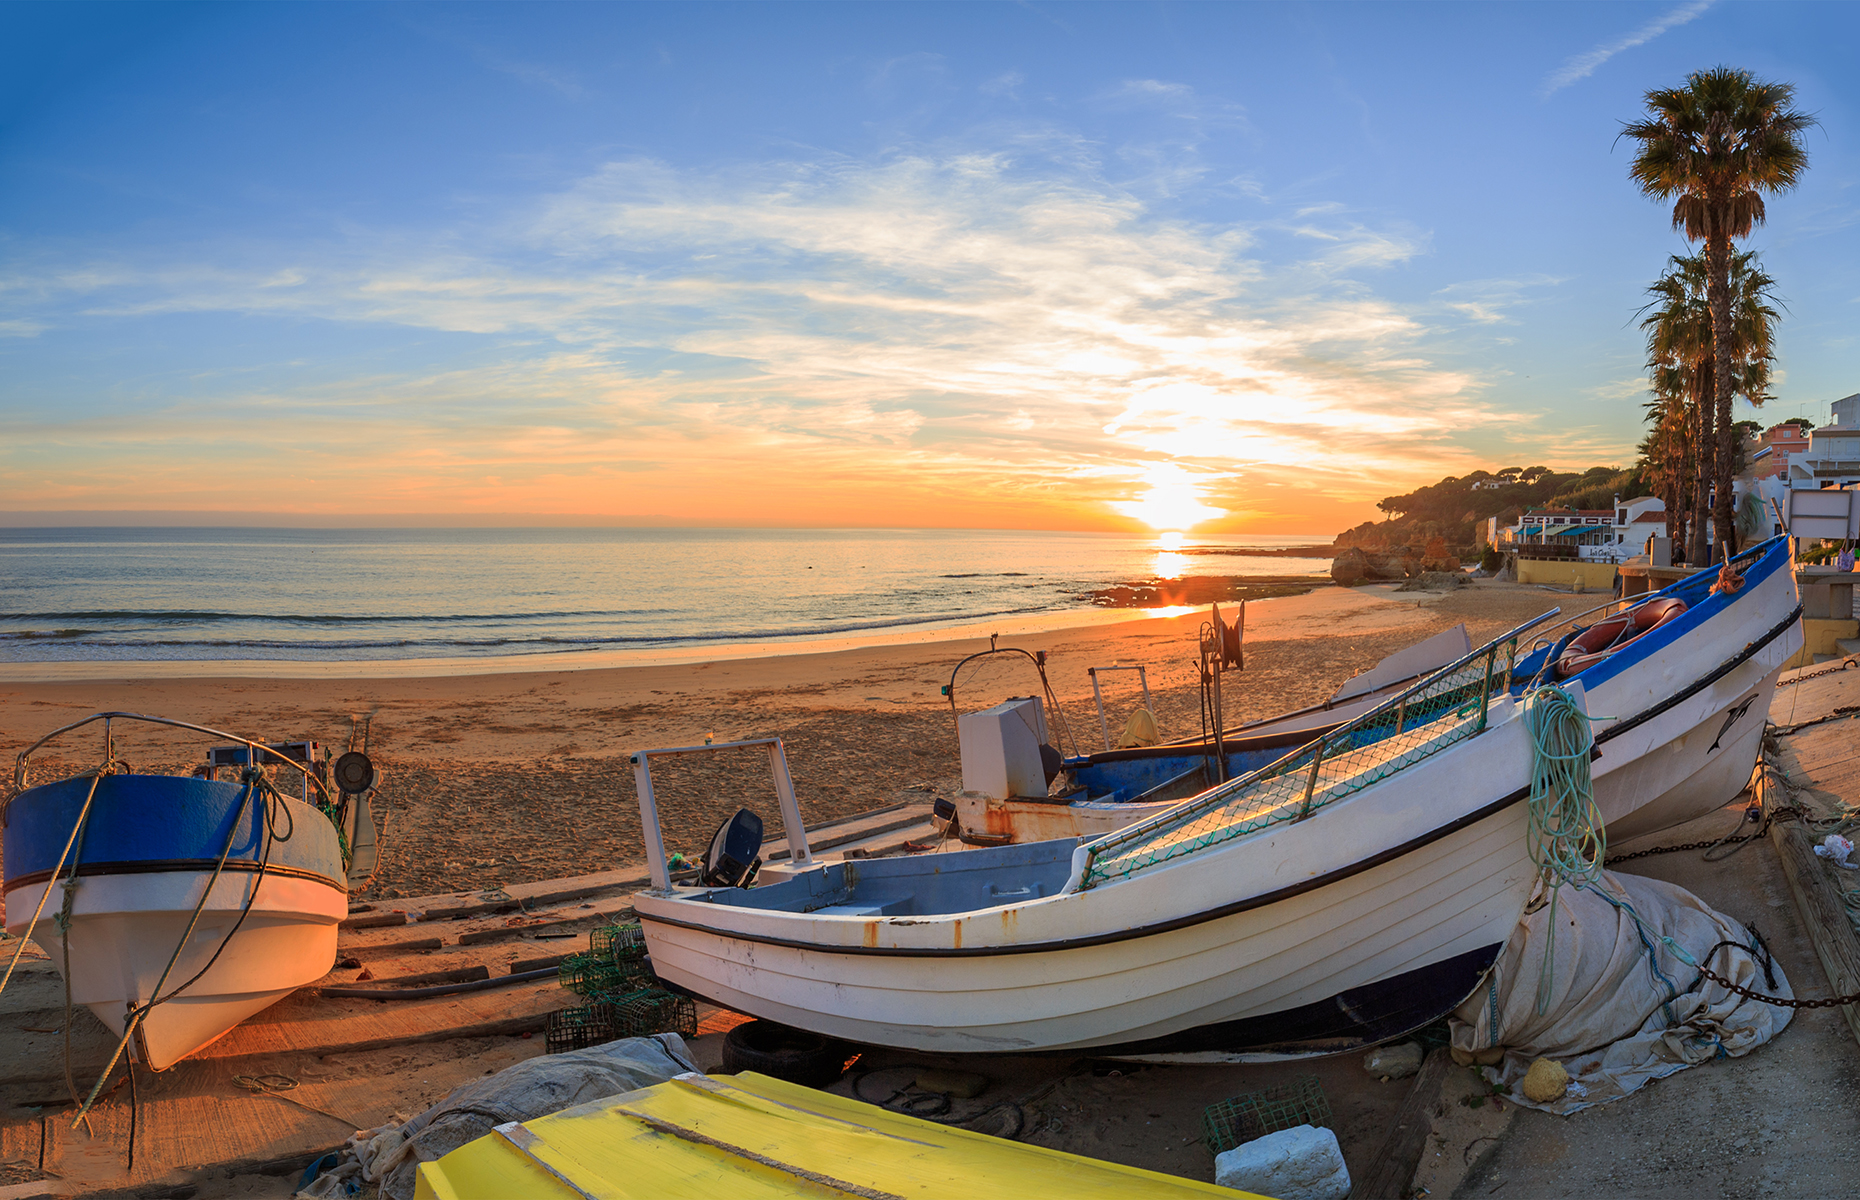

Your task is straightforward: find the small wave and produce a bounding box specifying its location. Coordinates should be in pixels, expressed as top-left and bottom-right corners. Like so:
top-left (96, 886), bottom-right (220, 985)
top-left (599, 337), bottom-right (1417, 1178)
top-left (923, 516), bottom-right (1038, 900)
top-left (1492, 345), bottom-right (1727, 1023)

top-left (0, 607), bottom-right (653, 626)
top-left (0, 605), bottom-right (1064, 657)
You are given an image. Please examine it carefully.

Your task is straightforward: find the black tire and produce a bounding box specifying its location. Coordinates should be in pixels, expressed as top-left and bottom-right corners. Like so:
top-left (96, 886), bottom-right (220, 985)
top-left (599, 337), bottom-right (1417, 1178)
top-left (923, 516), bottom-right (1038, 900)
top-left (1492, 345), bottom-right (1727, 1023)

top-left (721, 1020), bottom-right (847, 1087)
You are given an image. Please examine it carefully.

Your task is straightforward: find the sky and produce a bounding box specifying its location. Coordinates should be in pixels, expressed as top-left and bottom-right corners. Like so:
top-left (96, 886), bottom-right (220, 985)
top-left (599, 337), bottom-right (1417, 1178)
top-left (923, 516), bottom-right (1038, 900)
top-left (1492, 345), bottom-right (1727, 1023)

top-left (2, 2), bottom-right (1857, 536)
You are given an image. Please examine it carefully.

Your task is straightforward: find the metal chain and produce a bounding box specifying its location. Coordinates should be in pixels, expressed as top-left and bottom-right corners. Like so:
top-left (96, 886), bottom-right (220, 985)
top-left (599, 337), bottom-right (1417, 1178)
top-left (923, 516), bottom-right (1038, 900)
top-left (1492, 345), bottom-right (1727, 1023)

top-left (1778, 656), bottom-right (1860, 687)
top-left (1692, 958), bottom-right (1860, 1010)
top-left (1602, 804), bottom-right (1807, 865)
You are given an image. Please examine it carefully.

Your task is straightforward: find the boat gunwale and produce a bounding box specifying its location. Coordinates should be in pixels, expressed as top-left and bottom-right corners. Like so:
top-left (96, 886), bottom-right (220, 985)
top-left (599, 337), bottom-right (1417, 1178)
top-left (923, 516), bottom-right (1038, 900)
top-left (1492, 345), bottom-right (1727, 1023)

top-left (3, 857), bottom-right (345, 897)
top-left (637, 775), bottom-right (1534, 958)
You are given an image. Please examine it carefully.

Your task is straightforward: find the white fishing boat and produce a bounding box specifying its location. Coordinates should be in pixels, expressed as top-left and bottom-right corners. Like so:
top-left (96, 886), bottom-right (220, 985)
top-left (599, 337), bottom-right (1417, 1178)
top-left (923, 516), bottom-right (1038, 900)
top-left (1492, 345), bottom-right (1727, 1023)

top-left (945, 623), bottom-right (1475, 845)
top-left (628, 537), bottom-right (1802, 1056)
top-left (949, 536), bottom-right (1803, 848)
top-left (2, 713), bottom-right (380, 1071)
top-left (632, 615), bottom-right (1563, 1057)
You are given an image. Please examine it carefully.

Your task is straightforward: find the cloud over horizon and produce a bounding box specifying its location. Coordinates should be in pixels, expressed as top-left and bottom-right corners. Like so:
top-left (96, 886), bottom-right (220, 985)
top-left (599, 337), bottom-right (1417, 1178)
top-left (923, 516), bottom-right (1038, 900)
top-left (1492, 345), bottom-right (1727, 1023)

top-left (1, 142), bottom-right (1622, 530)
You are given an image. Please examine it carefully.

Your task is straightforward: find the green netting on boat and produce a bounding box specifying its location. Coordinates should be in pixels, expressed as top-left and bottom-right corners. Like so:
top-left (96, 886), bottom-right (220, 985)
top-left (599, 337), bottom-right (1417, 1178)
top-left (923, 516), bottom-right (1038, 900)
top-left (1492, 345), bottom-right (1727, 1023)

top-left (1081, 642), bottom-right (1507, 889)
top-left (1202, 1075), bottom-right (1333, 1156)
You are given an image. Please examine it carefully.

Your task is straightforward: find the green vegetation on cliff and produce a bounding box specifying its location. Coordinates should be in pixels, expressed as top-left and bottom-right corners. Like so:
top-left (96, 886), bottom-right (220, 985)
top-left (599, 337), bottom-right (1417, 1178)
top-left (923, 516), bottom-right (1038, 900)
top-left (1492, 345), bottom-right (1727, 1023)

top-left (1334, 465), bottom-right (1653, 549)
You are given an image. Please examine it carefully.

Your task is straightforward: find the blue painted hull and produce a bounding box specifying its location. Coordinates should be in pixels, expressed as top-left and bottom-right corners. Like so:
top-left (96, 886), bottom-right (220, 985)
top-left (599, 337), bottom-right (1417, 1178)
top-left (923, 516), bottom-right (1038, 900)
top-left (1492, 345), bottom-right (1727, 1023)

top-left (3, 773), bottom-right (346, 1069)
top-left (4, 774), bottom-right (344, 892)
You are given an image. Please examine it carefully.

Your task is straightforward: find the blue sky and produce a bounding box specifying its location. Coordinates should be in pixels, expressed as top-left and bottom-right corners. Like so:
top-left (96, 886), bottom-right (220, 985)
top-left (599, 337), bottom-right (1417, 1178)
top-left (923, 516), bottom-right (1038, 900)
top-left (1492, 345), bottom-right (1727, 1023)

top-left (2, 1), bottom-right (1855, 533)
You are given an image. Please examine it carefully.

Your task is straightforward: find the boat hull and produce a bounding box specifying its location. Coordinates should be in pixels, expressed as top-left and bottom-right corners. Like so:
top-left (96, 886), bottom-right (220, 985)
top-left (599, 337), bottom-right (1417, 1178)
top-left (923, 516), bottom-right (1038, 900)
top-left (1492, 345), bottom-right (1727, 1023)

top-left (638, 713), bottom-right (1543, 1055)
top-left (3, 775), bottom-right (344, 1070)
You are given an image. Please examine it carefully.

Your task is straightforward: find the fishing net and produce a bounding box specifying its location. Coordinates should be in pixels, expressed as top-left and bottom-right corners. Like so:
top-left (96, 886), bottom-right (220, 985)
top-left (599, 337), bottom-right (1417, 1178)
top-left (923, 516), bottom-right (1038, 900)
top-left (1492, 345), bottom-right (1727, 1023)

top-left (1082, 642), bottom-right (1510, 888)
top-left (1201, 1075), bottom-right (1333, 1156)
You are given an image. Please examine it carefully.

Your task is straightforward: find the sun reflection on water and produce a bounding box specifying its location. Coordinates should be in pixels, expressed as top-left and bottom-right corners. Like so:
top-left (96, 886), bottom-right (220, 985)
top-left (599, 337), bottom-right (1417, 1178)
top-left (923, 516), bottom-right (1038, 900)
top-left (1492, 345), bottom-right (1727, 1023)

top-left (1152, 550), bottom-right (1186, 579)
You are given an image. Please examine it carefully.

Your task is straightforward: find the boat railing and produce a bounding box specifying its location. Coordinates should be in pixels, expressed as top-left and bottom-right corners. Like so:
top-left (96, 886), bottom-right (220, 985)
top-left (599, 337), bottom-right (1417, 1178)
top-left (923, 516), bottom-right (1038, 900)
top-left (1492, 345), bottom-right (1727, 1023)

top-left (631, 737), bottom-right (813, 891)
top-left (1504, 534), bottom-right (1789, 690)
top-left (1072, 608), bottom-right (1564, 891)
top-left (11, 711), bottom-right (333, 804)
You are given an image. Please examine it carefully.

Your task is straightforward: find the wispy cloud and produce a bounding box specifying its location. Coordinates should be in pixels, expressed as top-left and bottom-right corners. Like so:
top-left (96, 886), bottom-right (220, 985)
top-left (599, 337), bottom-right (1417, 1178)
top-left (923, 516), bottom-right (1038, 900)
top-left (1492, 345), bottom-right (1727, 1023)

top-left (1541, 1), bottom-right (1714, 98)
top-left (1, 148), bottom-right (1543, 528)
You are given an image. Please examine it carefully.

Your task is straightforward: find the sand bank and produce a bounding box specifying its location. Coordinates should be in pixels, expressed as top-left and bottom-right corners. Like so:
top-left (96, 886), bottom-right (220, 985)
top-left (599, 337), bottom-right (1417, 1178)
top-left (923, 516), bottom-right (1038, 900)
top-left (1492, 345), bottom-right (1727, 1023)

top-left (0, 580), bottom-right (1569, 900)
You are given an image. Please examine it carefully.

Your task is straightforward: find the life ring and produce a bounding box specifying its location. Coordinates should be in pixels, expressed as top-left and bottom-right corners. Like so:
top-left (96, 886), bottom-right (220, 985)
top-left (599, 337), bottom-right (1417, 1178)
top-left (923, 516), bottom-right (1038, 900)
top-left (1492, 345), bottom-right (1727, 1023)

top-left (1555, 597), bottom-right (1687, 679)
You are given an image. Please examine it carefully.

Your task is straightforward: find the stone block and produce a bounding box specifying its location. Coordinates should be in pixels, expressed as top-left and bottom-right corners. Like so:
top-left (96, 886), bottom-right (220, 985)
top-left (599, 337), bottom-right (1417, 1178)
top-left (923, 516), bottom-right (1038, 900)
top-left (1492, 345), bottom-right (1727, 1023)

top-left (1214, 1123), bottom-right (1350, 1200)
top-left (1362, 1040), bottom-right (1423, 1080)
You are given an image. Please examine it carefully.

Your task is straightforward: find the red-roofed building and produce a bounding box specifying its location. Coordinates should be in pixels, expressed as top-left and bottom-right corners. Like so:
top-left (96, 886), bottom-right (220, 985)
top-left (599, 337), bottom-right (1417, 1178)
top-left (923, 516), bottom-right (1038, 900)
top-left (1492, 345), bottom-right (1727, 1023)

top-left (1749, 422), bottom-right (1812, 481)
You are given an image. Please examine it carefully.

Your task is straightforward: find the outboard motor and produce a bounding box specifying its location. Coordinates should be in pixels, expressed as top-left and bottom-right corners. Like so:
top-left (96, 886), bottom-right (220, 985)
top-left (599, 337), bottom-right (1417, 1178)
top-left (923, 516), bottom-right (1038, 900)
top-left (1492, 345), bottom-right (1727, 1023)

top-left (702, 807), bottom-right (764, 888)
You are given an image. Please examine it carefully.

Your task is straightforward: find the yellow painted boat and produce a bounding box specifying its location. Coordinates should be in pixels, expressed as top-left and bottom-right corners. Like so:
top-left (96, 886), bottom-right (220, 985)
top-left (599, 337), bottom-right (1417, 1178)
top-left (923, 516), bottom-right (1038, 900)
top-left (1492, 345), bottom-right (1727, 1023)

top-left (414, 1070), bottom-right (1263, 1199)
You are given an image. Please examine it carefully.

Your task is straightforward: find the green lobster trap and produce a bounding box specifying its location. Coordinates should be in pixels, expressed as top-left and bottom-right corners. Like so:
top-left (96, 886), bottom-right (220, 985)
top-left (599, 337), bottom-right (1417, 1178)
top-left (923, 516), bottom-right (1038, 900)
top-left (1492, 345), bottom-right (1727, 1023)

top-left (558, 922), bottom-right (656, 997)
top-left (591, 921), bottom-right (648, 962)
top-left (545, 986), bottom-right (698, 1055)
top-left (1202, 1075), bottom-right (1333, 1157)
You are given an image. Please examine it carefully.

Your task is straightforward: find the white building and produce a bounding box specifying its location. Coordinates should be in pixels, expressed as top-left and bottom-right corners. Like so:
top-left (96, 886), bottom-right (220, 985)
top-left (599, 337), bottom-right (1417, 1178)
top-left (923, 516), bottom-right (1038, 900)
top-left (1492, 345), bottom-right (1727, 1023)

top-left (1494, 498), bottom-right (1668, 564)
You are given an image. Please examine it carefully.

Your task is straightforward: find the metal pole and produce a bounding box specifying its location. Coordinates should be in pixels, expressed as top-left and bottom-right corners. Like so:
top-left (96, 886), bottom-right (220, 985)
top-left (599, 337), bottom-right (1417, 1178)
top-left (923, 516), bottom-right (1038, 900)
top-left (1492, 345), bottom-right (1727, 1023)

top-left (1298, 738), bottom-right (1326, 819)
top-left (767, 740), bottom-right (812, 867)
top-left (1137, 666), bottom-right (1152, 715)
top-left (1090, 668), bottom-right (1110, 751)
top-left (1211, 660), bottom-right (1227, 782)
top-left (632, 753), bottom-right (671, 891)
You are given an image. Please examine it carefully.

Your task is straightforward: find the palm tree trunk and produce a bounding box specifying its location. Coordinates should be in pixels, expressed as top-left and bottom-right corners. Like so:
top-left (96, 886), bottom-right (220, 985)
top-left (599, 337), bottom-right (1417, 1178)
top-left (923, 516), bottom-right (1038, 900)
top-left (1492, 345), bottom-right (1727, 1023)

top-left (1707, 228), bottom-right (1737, 563)
top-left (1666, 407), bottom-right (1689, 561)
top-left (1689, 367), bottom-right (1712, 567)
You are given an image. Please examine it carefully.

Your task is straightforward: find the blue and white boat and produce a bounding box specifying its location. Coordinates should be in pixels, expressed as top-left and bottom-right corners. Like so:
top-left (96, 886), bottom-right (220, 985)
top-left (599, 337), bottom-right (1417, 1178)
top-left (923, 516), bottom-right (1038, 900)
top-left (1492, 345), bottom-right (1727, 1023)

top-left (3, 714), bottom-right (374, 1070)
top-left (951, 537), bottom-right (1802, 847)
top-left (946, 624), bottom-right (1474, 845)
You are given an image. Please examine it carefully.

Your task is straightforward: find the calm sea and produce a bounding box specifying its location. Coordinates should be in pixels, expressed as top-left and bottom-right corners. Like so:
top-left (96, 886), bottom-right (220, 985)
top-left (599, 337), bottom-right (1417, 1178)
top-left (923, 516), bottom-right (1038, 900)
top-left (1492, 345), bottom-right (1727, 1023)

top-left (0, 527), bottom-right (1330, 664)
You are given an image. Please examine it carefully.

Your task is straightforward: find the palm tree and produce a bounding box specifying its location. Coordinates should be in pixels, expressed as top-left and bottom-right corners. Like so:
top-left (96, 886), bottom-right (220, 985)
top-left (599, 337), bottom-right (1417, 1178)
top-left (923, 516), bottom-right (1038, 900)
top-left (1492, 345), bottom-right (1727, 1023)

top-left (1623, 67), bottom-right (1812, 559)
top-left (1638, 384), bottom-right (1692, 561)
top-left (1638, 250), bottom-right (1780, 563)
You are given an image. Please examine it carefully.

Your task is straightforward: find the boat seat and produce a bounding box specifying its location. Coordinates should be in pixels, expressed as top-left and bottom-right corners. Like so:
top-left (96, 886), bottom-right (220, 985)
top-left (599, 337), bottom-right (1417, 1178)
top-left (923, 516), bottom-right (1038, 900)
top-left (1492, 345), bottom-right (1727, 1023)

top-left (1555, 597), bottom-right (1687, 679)
top-left (811, 896), bottom-right (915, 917)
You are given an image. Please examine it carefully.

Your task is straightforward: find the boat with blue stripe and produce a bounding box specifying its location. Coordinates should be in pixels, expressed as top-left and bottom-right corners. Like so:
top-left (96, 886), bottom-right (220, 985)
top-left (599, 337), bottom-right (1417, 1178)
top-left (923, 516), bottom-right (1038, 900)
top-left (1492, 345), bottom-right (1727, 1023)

top-left (3, 713), bottom-right (380, 1073)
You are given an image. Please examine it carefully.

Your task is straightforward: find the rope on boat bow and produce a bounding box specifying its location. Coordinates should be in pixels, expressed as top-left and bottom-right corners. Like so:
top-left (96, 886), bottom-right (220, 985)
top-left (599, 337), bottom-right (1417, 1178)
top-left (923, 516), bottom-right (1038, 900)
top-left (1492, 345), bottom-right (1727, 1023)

top-left (1522, 685), bottom-right (1610, 1015)
top-left (71, 768), bottom-right (284, 1128)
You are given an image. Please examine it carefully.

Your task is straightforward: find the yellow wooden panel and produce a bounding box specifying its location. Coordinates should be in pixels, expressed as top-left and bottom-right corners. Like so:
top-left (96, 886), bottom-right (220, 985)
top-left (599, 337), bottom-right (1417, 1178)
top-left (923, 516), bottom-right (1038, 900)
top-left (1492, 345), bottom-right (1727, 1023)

top-left (415, 1072), bottom-right (1262, 1200)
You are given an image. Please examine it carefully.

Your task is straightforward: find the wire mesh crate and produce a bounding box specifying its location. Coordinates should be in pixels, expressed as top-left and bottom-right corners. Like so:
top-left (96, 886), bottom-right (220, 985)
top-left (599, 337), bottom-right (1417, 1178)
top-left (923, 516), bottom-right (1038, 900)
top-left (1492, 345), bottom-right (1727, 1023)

top-left (591, 922), bottom-right (648, 962)
top-left (602, 987), bottom-right (698, 1040)
top-left (558, 951), bottom-right (653, 997)
top-left (545, 1002), bottom-right (619, 1055)
top-left (1202, 1075), bottom-right (1333, 1156)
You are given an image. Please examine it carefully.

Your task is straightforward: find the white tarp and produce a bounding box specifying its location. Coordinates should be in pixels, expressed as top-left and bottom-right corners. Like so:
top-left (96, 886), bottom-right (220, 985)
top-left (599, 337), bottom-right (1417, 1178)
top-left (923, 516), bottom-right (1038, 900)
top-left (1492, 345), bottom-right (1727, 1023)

top-left (1449, 871), bottom-right (1792, 1115)
top-left (297, 1033), bottom-right (697, 1200)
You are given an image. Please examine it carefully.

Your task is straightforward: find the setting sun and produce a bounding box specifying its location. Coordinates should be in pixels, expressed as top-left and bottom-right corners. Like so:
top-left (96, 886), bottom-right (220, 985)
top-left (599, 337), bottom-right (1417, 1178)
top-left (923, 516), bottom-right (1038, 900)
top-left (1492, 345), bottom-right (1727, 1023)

top-left (1115, 464), bottom-right (1225, 533)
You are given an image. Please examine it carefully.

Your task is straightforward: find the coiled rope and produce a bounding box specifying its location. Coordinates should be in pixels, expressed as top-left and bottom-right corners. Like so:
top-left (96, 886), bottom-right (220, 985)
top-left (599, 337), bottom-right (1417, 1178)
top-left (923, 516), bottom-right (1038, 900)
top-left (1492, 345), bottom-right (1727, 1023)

top-left (1521, 685), bottom-right (1607, 1014)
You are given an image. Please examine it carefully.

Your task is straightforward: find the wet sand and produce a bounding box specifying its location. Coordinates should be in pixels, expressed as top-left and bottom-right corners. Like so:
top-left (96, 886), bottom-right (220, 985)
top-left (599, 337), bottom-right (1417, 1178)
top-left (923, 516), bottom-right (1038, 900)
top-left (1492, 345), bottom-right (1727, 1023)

top-left (0, 579), bottom-right (1567, 901)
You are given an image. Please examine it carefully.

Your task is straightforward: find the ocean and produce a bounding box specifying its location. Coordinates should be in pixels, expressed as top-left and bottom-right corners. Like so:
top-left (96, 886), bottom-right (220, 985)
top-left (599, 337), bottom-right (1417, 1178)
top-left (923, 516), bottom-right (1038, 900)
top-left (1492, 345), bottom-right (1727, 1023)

top-left (0, 527), bottom-right (1331, 665)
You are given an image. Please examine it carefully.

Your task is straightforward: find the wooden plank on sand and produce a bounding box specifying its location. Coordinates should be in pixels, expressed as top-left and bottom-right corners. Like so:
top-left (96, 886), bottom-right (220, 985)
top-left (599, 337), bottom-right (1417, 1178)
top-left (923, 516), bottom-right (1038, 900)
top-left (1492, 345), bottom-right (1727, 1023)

top-left (1347, 1047), bottom-right (1454, 1200)
top-left (1760, 762), bottom-right (1860, 1048)
top-left (189, 981), bottom-right (563, 1063)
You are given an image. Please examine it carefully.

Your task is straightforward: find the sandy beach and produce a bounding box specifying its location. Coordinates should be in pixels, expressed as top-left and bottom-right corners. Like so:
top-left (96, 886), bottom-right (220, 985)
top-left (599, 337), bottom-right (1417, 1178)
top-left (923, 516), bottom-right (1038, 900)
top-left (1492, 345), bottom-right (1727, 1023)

top-left (1, 579), bottom-right (1568, 901)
